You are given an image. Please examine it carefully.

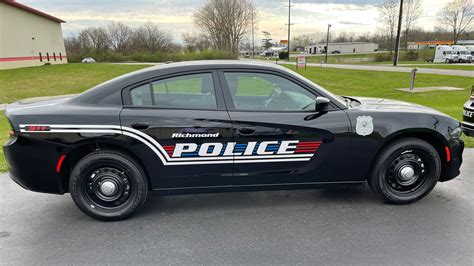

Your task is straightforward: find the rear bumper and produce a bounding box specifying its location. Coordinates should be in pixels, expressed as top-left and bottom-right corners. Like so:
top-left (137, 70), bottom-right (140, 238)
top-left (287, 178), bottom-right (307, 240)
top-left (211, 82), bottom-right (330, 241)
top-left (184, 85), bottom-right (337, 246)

top-left (461, 121), bottom-right (474, 137)
top-left (3, 136), bottom-right (70, 194)
top-left (439, 138), bottom-right (464, 182)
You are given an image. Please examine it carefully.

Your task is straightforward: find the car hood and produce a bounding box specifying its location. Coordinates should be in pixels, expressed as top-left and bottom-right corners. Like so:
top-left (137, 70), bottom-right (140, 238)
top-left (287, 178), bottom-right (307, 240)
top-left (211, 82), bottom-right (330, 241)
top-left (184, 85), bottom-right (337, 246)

top-left (352, 97), bottom-right (448, 116)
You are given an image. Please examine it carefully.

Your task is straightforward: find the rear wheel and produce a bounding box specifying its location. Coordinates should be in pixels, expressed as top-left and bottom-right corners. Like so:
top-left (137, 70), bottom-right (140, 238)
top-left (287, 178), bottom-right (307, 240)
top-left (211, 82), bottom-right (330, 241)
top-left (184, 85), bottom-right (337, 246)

top-left (368, 138), bottom-right (441, 204)
top-left (69, 150), bottom-right (148, 221)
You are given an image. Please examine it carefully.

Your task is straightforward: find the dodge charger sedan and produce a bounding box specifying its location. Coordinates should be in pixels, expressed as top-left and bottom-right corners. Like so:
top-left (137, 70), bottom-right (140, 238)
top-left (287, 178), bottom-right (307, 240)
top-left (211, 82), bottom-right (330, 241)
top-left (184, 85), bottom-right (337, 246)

top-left (3, 61), bottom-right (464, 221)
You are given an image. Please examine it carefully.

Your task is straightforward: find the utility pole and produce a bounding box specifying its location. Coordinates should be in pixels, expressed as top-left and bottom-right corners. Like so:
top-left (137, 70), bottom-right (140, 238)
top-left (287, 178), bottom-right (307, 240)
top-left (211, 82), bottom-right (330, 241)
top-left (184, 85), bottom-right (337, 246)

top-left (287, 0), bottom-right (291, 61)
top-left (325, 24), bottom-right (331, 63)
top-left (393, 0), bottom-right (404, 66)
top-left (251, 6), bottom-right (255, 59)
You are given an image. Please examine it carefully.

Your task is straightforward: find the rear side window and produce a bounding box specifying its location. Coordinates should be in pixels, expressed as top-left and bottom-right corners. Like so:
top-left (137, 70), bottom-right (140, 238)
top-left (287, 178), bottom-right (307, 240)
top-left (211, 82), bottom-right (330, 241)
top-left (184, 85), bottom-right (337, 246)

top-left (129, 73), bottom-right (217, 109)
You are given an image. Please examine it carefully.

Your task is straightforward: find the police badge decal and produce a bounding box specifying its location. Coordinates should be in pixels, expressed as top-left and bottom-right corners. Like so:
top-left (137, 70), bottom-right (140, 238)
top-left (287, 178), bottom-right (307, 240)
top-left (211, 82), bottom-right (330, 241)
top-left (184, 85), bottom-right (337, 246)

top-left (356, 116), bottom-right (374, 136)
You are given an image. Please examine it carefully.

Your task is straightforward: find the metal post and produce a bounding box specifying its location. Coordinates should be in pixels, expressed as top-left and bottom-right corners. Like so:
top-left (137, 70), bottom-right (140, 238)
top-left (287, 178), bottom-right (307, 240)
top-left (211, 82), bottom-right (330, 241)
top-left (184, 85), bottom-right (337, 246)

top-left (393, 0), bottom-right (404, 66)
top-left (409, 68), bottom-right (417, 92)
top-left (325, 24), bottom-right (331, 63)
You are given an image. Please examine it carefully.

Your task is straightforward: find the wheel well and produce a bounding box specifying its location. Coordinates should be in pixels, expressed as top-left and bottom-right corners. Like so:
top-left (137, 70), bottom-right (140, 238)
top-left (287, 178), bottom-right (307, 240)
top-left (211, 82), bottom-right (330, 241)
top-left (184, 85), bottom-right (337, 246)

top-left (59, 142), bottom-right (152, 193)
top-left (370, 131), bottom-right (449, 179)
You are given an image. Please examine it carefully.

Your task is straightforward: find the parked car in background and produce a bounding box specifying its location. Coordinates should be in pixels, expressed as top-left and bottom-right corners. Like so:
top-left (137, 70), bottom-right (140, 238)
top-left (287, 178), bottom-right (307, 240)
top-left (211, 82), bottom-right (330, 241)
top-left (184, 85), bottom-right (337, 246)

top-left (452, 45), bottom-right (472, 63)
top-left (462, 87), bottom-right (474, 137)
top-left (81, 57), bottom-right (96, 64)
top-left (331, 50), bottom-right (341, 54)
top-left (434, 45), bottom-right (458, 63)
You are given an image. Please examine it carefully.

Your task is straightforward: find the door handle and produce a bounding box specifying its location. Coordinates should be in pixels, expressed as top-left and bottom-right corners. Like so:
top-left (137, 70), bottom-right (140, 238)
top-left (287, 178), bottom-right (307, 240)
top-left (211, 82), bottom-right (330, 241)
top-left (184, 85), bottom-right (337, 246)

top-left (237, 127), bottom-right (256, 136)
top-left (131, 123), bottom-right (149, 130)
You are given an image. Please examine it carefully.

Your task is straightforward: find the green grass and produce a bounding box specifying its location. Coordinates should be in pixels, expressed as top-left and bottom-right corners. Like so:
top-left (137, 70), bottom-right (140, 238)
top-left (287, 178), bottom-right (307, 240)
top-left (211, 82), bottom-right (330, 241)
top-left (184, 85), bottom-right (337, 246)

top-left (401, 64), bottom-right (474, 71)
top-left (0, 63), bottom-right (151, 103)
top-left (0, 63), bottom-right (472, 172)
top-left (0, 111), bottom-right (9, 172)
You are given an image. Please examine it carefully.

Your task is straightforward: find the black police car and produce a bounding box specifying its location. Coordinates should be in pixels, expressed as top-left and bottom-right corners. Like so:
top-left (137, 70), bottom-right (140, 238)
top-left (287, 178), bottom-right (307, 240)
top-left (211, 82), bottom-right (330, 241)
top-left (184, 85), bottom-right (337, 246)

top-left (3, 61), bottom-right (464, 221)
top-left (462, 87), bottom-right (474, 136)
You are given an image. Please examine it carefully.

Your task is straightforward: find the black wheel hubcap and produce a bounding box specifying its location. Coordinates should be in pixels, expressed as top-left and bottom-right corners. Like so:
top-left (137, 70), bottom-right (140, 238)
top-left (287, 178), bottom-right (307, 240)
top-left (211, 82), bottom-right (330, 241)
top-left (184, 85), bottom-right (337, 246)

top-left (386, 151), bottom-right (427, 193)
top-left (86, 167), bottom-right (131, 208)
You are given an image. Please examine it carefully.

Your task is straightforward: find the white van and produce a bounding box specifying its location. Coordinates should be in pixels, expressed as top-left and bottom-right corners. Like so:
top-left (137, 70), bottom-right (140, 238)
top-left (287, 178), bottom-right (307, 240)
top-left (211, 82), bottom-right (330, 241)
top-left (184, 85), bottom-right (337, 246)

top-left (452, 45), bottom-right (472, 63)
top-left (434, 45), bottom-right (459, 63)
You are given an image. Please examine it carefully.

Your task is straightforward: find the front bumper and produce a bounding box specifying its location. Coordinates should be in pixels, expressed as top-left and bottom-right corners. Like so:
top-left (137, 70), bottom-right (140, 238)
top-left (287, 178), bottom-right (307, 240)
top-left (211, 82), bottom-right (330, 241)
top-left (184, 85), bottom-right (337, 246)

top-left (462, 122), bottom-right (474, 137)
top-left (3, 136), bottom-right (70, 194)
top-left (439, 138), bottom-right (464, 182)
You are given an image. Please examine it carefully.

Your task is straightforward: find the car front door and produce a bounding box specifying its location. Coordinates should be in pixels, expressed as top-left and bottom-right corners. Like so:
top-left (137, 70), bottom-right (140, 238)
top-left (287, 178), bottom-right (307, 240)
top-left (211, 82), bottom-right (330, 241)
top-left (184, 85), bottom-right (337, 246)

top-left (120, 71), bottom-right (234, 190)
top-left (218, 70), bottom-right (352, 186)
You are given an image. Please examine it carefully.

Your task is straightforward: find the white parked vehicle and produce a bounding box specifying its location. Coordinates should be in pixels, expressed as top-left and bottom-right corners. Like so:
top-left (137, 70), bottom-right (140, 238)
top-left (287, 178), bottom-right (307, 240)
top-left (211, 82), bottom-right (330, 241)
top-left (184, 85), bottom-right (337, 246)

top-left (452, 45), bottom-right (472, 63)
top-left (81, 57), bottom-right (96, 64)
top-left (434, 46), bottom-right (458, 63)
top-left (465, 46), bottom-right (474, 57)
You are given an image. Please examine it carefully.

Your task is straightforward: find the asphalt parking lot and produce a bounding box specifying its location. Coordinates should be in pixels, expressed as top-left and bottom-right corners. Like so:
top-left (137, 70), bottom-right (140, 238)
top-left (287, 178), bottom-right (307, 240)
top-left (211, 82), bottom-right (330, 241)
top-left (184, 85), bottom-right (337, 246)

top-left (1, 150), bottom-right (473, 265)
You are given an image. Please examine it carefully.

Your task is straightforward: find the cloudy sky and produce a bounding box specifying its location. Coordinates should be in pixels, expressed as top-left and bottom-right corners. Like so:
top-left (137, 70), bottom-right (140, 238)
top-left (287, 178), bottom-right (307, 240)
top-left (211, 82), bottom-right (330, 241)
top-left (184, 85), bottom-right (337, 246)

top-left (21, 0), bottom-right (450, 42)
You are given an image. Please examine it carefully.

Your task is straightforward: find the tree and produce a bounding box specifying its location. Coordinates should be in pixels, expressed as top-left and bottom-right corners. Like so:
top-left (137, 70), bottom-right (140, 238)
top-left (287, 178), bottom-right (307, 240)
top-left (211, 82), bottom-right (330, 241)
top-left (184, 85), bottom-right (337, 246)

top-left (378, 0), bottom-right (399, 53)
top-left (83, 27), bottom-right (109, 52)
top-left (194, 0), bottom-right (254, 54)
top-left (182, 32), bottom-right (212, 52)
top-left (131, 22), bottom-right (172, 53)
top-left (107, 22), bottom-right (132, 54)
top-left (440, 0), bottom-right (473, 43)
top-left (403, 0), bottom-right (422, 50)
top-left (261, 31), bottom-right (273, 49)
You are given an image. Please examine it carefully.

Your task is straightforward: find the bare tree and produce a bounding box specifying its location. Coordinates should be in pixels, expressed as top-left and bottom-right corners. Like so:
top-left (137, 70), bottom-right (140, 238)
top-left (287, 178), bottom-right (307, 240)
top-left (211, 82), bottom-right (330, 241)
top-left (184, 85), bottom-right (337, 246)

top-left (194, 0), bottom-right (254, 54)
top-left (83, 27), bottom-right (109, 52)
top-left (378, 0), bottom-right (399, 53)
top-left (131, 22), bottom-right (172, 53)
top-left (182, 32), bottom-right (212, 52)
top-left (107, 22), bottom-right (132, 54)
top-left (440, 0), bottom-right (473, 43)
top-left (403, 0), bottom-right (422, 50)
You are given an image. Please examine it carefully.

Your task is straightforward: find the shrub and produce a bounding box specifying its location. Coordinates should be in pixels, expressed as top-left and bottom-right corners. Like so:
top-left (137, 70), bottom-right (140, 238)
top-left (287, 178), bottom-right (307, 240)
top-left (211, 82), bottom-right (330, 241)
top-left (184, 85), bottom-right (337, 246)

top-left (374, 53), bottom-right (392, 62)
top-left (279, 51), bottom-right (289, 60)
top-left (402, 51), bottom-right (419, 61)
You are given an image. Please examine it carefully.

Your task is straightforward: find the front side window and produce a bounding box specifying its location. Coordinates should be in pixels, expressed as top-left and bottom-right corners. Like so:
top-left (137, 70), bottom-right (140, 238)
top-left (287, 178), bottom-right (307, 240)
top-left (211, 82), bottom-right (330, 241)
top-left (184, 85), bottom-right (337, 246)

top-left (224, 72), bottom-right (316, 111)
top-left (129, 73), bottom-right (217, 109)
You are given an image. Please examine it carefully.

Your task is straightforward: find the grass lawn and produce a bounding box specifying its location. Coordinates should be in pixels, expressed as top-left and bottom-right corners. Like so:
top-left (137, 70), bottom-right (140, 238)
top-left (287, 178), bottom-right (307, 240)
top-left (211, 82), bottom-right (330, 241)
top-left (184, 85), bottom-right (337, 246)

top-left (0, 111), bottom-right (9, 172)
top-left (0, 63), bottom-right (472, 172)
top-left (0, 63), bottom-right (151, 103)
top-left (401, 64), bottom-right (474, 71)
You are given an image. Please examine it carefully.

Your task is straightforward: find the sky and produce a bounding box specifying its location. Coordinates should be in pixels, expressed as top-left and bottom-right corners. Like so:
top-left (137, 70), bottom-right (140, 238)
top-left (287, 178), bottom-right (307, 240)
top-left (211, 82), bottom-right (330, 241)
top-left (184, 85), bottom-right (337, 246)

top-left (20, 0), bottom-right (450, 43)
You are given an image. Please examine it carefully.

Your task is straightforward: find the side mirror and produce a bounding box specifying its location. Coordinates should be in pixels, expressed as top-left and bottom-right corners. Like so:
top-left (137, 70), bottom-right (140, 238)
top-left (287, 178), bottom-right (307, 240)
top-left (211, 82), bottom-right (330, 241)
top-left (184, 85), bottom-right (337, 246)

top-left (315, 97), bottom-right (331, 112)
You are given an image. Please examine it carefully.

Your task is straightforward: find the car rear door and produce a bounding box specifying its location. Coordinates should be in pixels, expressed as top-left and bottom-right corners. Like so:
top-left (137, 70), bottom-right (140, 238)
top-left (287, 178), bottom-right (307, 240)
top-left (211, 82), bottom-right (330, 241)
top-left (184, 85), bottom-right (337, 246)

top-left (218, 70), bottom-right (352, 186)
top-left (120, 70), bottom-right (234, 189)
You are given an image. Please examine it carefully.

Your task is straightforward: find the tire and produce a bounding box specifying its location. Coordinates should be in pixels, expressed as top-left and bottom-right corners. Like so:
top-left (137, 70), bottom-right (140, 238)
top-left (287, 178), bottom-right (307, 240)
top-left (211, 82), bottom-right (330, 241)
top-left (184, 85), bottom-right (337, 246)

top-left (69, 150), bottom-right (148, 221)
top-left (368, 138), bottom-right (441, 204)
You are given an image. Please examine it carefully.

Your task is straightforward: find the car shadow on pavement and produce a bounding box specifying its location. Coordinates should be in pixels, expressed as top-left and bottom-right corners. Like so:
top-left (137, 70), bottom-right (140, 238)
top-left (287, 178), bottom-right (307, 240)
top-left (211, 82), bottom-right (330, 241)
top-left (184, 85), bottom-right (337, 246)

top-left (136, 185), bottom-right (379, 218)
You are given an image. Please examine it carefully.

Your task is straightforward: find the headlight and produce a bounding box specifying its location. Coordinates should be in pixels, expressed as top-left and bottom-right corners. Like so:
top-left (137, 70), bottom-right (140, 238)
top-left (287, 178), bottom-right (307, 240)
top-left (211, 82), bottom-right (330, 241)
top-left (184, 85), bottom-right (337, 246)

top-left (449, 127), bottom-right (462, 139)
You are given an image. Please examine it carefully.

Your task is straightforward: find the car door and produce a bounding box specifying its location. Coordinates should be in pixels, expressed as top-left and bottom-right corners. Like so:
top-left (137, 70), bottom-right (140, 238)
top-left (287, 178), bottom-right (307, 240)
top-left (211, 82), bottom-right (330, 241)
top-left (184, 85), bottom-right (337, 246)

top-left (218, 70), bottom-right (352, 186)
top-left (120, 71), bottom-right (234, 189)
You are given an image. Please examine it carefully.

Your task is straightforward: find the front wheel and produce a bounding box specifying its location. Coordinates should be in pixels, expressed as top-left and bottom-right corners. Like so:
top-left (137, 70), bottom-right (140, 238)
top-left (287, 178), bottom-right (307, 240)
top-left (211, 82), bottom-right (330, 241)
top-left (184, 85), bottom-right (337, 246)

top-left (69, 150), bottom-right (148, 221)
top-left (368, 138), bottom-right (441, 204)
